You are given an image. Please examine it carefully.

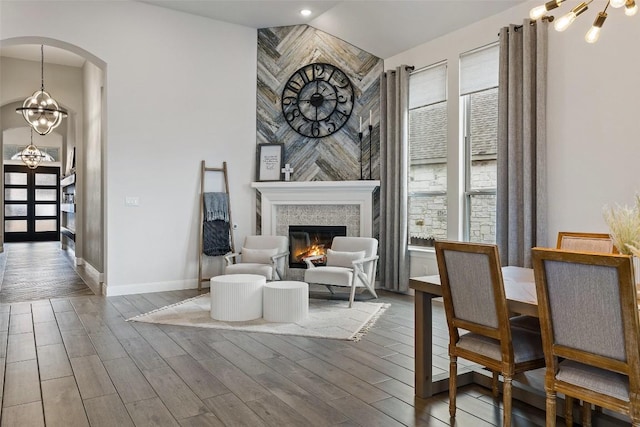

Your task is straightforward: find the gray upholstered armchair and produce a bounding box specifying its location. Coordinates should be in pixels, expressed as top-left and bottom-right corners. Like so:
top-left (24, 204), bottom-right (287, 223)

top-left (224, 235), bottom-right (289, 281)
top-left (303, 236), bottom-right (379, 308)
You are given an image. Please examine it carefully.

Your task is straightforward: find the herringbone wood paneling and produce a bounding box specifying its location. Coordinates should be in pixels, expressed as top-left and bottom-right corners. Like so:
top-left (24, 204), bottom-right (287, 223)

top-left (257, 25), bottom-right (383, 182)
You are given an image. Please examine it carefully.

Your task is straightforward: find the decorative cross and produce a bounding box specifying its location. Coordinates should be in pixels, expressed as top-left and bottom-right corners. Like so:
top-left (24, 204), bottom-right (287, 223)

top-left (281, 163), bottom-right (294, 181)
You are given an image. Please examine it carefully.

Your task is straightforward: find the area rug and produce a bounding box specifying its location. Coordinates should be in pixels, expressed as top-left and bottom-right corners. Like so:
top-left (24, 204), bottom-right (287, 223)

top-left (127, 294), bottom-right (389, 341)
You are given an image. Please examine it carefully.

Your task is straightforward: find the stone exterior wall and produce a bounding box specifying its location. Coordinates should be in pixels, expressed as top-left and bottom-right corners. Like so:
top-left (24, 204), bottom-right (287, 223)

top-left (409, 88), bottom-right (498, 243)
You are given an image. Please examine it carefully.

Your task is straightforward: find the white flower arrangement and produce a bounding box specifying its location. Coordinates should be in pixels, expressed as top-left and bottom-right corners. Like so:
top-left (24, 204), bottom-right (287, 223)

top-left (603, 195), bottom-right (640, 256)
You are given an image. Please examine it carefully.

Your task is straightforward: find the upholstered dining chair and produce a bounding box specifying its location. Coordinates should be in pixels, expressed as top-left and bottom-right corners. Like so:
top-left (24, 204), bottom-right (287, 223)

top-left (556, 231), bottom-right (619, 422)
top-left (303, 236), bottom-right (378, 308)
top-left (557, 231), bottom-right (618, 254)
top-left (434, 241), bottom-right (545, 427)
top-left (532, 248), bottom-right (640, 427)
top-left (224, 235), bottom-right (289, 281)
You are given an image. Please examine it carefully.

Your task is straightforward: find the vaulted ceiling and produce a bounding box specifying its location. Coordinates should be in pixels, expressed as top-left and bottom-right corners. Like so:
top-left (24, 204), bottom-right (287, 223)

top-left (1, 1), bottom-right (528, 65)
top-left (139, 0), bottom-right (527, 58)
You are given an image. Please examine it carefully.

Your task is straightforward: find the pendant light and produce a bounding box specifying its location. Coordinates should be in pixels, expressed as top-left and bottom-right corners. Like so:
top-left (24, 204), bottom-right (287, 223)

top-left (15, 45), bottom-right (68, 135)
top-left (20, 129), bottom-right (45, 169)
top-left (529, 0), bottom-right (637, 42)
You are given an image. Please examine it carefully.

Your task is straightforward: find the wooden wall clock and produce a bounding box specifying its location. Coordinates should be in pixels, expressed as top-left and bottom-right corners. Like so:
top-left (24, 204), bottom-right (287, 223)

top-left (281, 63), bottom-right (355, 138)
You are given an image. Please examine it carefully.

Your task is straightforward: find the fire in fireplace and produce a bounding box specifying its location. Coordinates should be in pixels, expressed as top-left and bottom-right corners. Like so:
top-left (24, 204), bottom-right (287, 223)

top-left (289, 225), bottom-right (347, 268)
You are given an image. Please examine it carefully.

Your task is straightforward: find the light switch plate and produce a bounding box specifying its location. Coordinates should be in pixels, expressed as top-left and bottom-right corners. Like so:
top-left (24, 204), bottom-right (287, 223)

top-left (125, 196), bottom-right (140, 207)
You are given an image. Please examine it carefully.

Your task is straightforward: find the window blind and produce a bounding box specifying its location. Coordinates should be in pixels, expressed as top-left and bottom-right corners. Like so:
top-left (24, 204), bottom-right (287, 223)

top-left (409, 62), bottom-right (447, 110)
top-left (460, 43), bottom-right (499, 96)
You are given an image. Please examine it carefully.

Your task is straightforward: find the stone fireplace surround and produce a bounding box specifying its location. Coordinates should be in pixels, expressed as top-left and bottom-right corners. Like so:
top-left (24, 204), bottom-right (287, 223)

top-left (251, 181), bottom-right (380, 280)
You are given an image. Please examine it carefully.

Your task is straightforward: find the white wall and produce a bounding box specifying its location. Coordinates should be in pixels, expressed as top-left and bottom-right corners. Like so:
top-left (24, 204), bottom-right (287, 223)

top-left (387, 0), bottom-right (640, 261)
top-left (1, 1), bottom-right (258, 295)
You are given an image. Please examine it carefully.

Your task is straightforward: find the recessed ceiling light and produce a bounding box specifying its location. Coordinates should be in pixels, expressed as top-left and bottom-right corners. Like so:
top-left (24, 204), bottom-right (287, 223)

top-left (300, 9), bottom-right (312, 17)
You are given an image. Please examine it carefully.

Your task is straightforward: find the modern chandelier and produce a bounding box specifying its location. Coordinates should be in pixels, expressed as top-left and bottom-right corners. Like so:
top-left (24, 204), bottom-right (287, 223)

top-left (529, 0), bottom-right (638, 43)
top-left (20, 129), bottom-right (45, 169)
top-left (15, 45), bottom-right (68, 135)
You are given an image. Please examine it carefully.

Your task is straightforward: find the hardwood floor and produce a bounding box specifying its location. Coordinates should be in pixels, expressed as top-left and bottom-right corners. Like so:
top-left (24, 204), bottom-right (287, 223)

top-left (0, 243), bottom-right (631, 426)
top-left (0, 242), bottom-right (94, 304)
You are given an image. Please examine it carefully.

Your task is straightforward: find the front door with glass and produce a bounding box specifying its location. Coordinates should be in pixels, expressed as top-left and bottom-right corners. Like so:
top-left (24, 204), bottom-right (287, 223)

top-left (4, 165), bottom-right (60, 242)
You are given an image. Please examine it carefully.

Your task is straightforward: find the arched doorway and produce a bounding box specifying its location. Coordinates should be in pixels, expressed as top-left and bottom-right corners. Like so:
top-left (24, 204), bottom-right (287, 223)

top-left (0, 38), bottom-right (106, 301)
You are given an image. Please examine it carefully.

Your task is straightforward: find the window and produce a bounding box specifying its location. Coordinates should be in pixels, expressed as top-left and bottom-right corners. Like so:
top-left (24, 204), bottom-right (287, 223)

top-left (460, 44), bottom-right (499, 243)
top-left (408, 62), bottom-right (448, 246)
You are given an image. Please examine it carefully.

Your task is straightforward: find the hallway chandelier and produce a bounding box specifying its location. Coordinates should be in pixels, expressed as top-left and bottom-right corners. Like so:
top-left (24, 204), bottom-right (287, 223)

top-left (15, 45), bottom-right (68, 135)
top-left (530, 0), bottom-right (638, 43)
top-left (20, 129), bottom-right (45, 169)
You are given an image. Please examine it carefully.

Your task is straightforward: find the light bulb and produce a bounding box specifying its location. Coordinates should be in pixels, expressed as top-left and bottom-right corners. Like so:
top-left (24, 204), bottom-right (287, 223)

top-left (555, 11), bottom-right (577, 31)
top-left (585, 26), bottom-right (601, 43)
top-left (554, 2), bottom-right (589, 31)
top-left (530, 0), bottom-right (562, 20)
top-left (611, 0), bottom-right (626, 7)
top-left (585, 11), bottom-right (607, 43)
top-left (626, 0), bottom-right (638, 15)
top-left (530, 5), bottom-right (548, 19)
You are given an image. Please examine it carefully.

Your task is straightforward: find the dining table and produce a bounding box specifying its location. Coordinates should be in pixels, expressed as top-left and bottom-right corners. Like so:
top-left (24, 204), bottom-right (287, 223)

top-left (409, 266), bottom-right (538, 399)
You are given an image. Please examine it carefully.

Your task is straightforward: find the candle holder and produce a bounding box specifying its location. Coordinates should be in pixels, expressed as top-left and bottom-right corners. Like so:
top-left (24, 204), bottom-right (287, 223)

top-left (368, 124), bottom-right (373, 180)
top-left (359, 131), bottom-right (364, 180)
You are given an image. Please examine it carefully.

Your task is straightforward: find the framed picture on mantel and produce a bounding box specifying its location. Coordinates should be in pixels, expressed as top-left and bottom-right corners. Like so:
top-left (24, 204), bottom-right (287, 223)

top-left (256, 143), bottom-right (284, 181)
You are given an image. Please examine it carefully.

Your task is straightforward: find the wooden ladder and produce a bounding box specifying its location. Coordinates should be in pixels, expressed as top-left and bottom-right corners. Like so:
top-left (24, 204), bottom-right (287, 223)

top-left (197, 160), bottom-right (235, 290)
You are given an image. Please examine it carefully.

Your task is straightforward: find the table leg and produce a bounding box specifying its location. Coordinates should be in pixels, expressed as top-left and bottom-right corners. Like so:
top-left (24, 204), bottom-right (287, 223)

top-left (415, 290), bottom-right (435, 398)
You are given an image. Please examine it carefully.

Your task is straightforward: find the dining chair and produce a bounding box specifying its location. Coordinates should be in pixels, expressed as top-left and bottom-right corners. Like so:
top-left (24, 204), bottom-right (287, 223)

top-left (513, 231), bottom-right (618, 336)
top-left (556, 231), bottom-right (618, 254)
top-left (556, 232), bottom-right (619, 422)
top-left (532, 248), bottom-right (640, 427)
top-left (434, 241), bottom-right (545, 427)
top-left (224, 235), bottom-right (289, 281)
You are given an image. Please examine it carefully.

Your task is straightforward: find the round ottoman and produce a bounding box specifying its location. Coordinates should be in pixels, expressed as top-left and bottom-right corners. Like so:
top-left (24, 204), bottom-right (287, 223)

top-left (210, 274), bottom-right (266, 321)
top-left (263, 281), bottom-right (309, 323)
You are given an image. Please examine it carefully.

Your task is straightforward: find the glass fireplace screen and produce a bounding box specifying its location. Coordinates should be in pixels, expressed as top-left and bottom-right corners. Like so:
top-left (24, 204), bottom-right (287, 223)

top-left (288, 225), bottom-right (347, 268)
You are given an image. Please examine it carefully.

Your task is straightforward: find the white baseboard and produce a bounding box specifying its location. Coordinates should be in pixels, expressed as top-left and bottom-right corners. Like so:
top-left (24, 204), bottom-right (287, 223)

top-left (104, 279), bottom-right (205, 297)
top-left (82, 261), bottom-right (104, 283)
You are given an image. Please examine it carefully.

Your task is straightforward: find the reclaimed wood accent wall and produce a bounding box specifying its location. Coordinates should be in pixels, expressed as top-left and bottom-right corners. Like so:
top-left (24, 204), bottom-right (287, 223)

top-left (257, 25), bottom-right (383, 182)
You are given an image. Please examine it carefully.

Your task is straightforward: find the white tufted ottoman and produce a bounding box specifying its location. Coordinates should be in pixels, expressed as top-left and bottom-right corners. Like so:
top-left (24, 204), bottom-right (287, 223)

top-left (210, 274), bottom-right (266, 321)
top-left (263, 281), bottom-right (309, 323)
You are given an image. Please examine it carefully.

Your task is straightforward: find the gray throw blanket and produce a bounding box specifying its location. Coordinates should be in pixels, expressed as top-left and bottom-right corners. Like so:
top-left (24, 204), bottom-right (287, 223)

top-left (203, 220), bottom-right (231, 256)
top-left (203, 192), bottom-right (229, 222)
top-left (202, 192), bottom-right (231, 256)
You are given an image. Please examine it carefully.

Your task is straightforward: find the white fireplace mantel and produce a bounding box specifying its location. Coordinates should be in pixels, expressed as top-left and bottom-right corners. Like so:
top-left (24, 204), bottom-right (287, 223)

top-left (251, 180), bottom-right (380, 237)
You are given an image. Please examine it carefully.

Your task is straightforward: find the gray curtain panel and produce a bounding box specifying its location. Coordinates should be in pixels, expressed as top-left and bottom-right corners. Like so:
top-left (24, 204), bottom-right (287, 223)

top-left (380, 66), bottom-right (411, 292)
top-left (496, 19), bottom-right (548, 268)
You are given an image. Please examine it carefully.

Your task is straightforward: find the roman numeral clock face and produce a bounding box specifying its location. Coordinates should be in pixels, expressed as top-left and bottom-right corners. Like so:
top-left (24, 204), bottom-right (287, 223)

top-left (281, 63), bottom-right (355, 138)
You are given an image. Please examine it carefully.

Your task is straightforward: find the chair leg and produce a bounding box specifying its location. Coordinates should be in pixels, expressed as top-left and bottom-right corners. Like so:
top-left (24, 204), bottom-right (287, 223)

top-left (492, 371), bottom-right (500, 398)
top-left (348, 282), bottom-right (357, 308)
top-left (503, 374), bottom-right (512, 427)
top-left (565, 396), bottom-right (573, 427)
top-left (546, 389), bottom-right (557, 427)
top-left (582, 401), bottom-right (592, 427)
top-left (630, 399), bottom-right (640, 427)
top-left (449, 356), bottom-right (457, 418)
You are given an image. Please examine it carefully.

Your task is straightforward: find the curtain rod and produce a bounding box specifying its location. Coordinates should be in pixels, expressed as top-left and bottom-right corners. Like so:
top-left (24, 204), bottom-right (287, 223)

top-left (387, 65), bottom-right (415, 74)
top-left (500, 16), bottom-right (554, 35)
